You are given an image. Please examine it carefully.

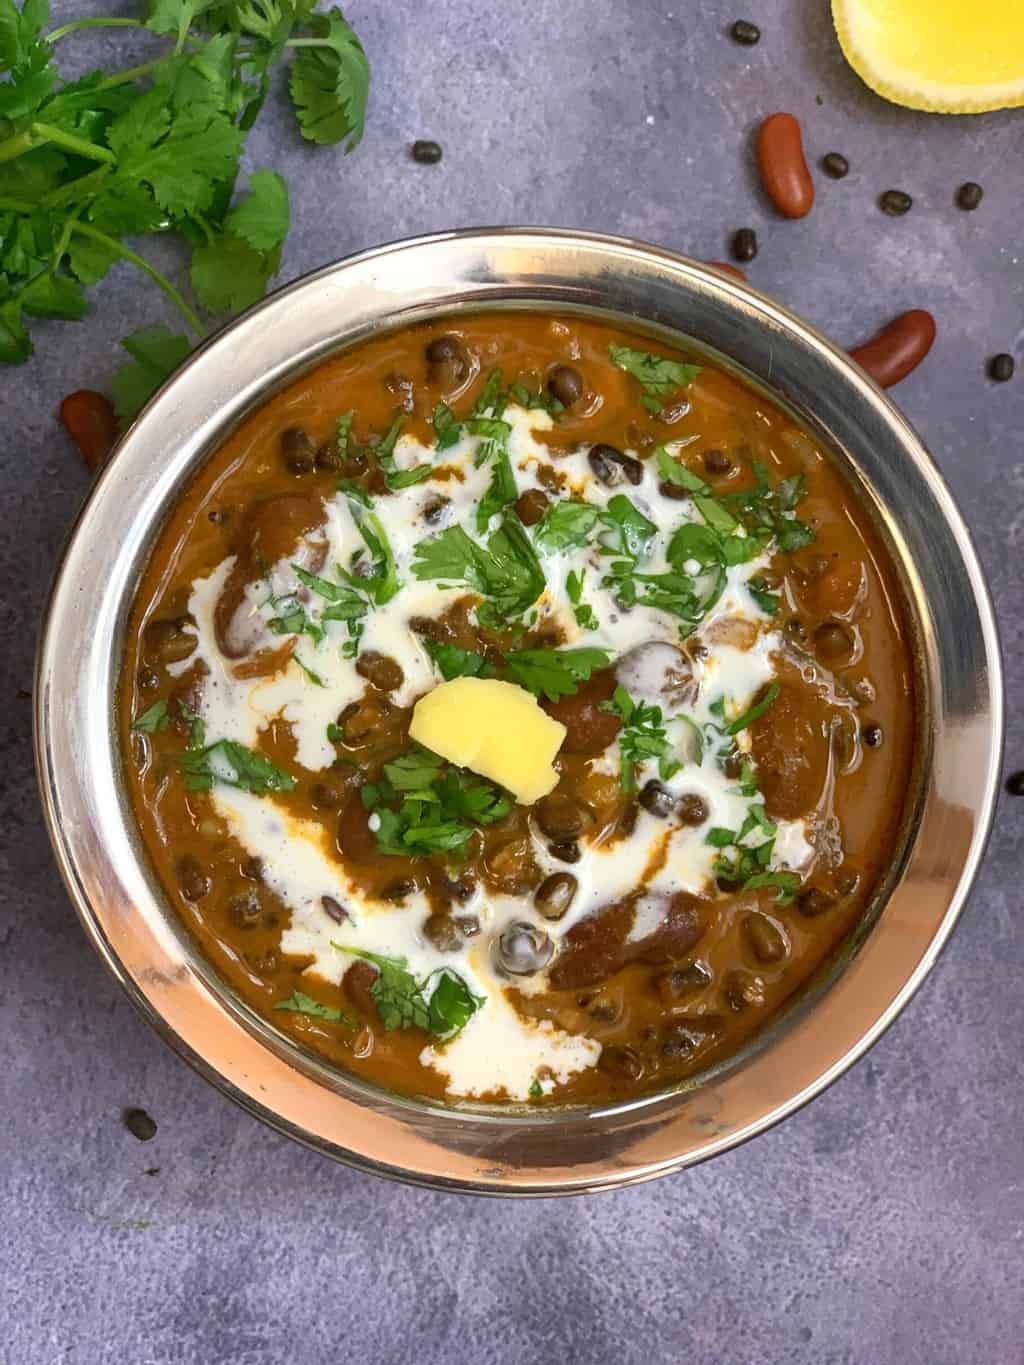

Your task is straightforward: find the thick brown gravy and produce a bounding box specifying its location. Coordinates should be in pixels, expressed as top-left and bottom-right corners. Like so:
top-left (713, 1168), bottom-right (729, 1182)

top-left (120, 313), bottom-right (916, 1106)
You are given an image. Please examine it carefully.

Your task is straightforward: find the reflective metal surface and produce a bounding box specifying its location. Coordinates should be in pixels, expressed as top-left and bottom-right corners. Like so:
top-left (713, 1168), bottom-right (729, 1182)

top-left (35, 230), bottom-right (1003, 1195)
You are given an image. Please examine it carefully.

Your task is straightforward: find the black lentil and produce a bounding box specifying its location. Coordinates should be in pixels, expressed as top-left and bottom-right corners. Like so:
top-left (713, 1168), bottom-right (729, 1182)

top-left (1006, 771), bottom-right (1024, 797)
top-left (988, 353), bottom-right (1015, 382)
top-left (730, 19), bottom-right (760, 45)
top-left (123, 1108), bottom-right (157, 1141)
top-left (411, 139), bottom-right (442, 164)
top-left (821, 152), bottom-right (849, 179)
top-left (732, 227), bottom-right (758, 263)
top-left (956, 181), bottom-right (983, 211)
top-left (879, 189), bottom-right (913, 216)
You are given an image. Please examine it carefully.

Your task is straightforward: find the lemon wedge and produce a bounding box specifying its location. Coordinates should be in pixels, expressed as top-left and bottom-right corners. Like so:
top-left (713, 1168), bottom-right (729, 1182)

top-left (832, 0), bottom-right (1024, 113)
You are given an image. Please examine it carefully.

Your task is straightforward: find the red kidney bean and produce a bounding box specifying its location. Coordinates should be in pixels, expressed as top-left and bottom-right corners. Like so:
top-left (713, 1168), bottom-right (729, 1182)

top-left (59, 390), bottom-right (118, 471)
top-left (704, 260), bottom-right (748, 281)
top-left (849, 310), bottom-right (936, 388)
top-left (756, 113), bottom-right (814, 219)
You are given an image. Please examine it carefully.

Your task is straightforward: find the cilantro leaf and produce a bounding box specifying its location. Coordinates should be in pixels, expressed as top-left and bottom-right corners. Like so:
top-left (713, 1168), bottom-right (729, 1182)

top-left (601, 684), bottom-right (678, 792)
top-left (180, 738), bottom-right (296, 794)
top-left (339, 948), bottom-right (432, 1031)
top-left (609, 344), bottom-right (701, 414)
top-left (476, 445), bottom-right (517, 531)
top-left (363, 744), bottom-right (511, 857)
top-left (741, 870), bottom-right (801, 903)
top-left (413, 516), bottom-right (546, 629)
top-left (566, 568), bottom-right (598, 631)
top-left (656, 448), bottom-right (707, 493)
top-left (132, 699), bottom-right (171, 733)
top-left (289, 6), bottom-right (369, 150)
top-left (368, 415), bottom-right (432, 489)
top-left (426, 969), bottom-right (485, 1036)
top-left (724, 682), bottom-right (780, 735)
top-left (432, 401), bottom-right (462, 450)
top-left (533, 499), bottom-right (599, 555)
top-left (424, 640), bottom-right (494, 681)
top-left (0, 300), bottom-right (30, 363)
top-left (190, 168), bottom-right (289, 312)
top-left (190, 231), bottom-right (274, 312)
top-left (109, 326), bottom-right (192, 423)
top-left (599, 494), bottom-right (657, 562)
top-left (21, 271), bottom-right (88, 320)
top-left (273, 988), bottom-right (351, 1023)
top-left (223, 167), bottom-right (289, 252)
top-left (336, 948), bottom-right (484, 1036)
top-left (503, 647), bottom-right (611, 702)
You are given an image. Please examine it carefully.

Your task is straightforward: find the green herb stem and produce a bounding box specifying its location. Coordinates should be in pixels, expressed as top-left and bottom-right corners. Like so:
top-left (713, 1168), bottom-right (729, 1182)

top-left (45, 16), bottom-right (145, 43)
top-left (0, 195), bottom-right (35, 214)
top-left (0, 122), bottom-right (118, 167)
top-left (97, 56), bottom-right (176, 89)
top-left (70, 224), bottom-right (207, 338)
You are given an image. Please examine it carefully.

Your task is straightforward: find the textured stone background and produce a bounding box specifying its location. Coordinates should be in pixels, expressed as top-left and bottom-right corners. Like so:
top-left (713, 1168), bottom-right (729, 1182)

top-left (3, 2), bottom-right (1023, 1362)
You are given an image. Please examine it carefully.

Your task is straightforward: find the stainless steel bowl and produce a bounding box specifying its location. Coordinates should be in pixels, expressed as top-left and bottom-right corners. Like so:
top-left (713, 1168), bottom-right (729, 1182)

top-left (35, 229), bottom-right (1003, 1195)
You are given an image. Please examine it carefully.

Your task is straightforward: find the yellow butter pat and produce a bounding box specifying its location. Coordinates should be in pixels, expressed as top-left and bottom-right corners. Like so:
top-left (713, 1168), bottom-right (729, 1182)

top-left (409, 678), bottom-right (566, 805)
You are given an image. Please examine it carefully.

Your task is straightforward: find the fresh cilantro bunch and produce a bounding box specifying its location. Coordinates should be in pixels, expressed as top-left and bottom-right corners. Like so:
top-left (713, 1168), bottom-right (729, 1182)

top-left (336, 947), bottom-right (485, 1036)
top-left (0, 0), bottom-right (369, 416)
top-left (360, 745), bottom-right (512, 858)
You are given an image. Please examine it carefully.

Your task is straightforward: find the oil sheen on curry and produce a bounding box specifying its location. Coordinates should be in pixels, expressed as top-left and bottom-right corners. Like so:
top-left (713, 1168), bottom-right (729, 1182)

top-left (121, 314), bottom-right (915, 1106)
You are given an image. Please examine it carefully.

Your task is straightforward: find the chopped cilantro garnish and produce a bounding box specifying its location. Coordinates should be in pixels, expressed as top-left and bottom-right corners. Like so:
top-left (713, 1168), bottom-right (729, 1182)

top-left (566, 568), bottom-right (598, 631)
top-left (656, 448), bottom-right (707, 493)
top-left (335, 412), bottom-right (354, 461)
top-left (533, 500), bottom-right (600, 555)
top-left (476, 445), bottom-right (518, 531)
top-left (180, 739), bottom-right (296, 795)
top-left (705, 800), bottom-right (800, 904)
top-left (601, 684), bottom-right (679, 792)
top-left (747, 577), bottom-right (780, 616)
top-left (609, 344), bottom-right (701, 414)
top-left (335, 946), bottom-right (485, 1036)
top-left (424, 641), bottom-right (495, 681)
top-left (432, 401), bottom-right (463, 450)
top-left (369, 415), bottom-right (433, 489)
top-left (719, 462), bottom-right (815, 552)
top-left (132, 699), bottom-right (170, 733)
top-left (528, 1078), bottom-right (544, 1099)
top-left (362, 744), bottom-right (512, 857)
top-left (508, 382), bottom-right (563, 417)
top-left (725, 682), bottom-right (779, 736)
top-left (273, 990), bottom-right (352, 1024)
top-left (503, 647), bottom-right (610, 703)
top-left (293, 653), bottom-right (325, 687)
top-left (472, 368), bottom-right (507, 418)
top-left (412, 515), bottom-right (546, 629)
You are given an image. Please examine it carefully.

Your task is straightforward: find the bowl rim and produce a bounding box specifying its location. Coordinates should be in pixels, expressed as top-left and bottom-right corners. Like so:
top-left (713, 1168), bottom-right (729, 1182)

top-left (34, 227), bottom-right (1004, 1195)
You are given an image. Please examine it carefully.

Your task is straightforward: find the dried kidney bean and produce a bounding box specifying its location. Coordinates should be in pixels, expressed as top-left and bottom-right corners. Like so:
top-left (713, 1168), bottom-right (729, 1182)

top-left (60, 390), bottom-right (118, 471)
top-left (849, 310), bottom-right (936, 388)
top-left (756, 113), bottom-right (814, 219)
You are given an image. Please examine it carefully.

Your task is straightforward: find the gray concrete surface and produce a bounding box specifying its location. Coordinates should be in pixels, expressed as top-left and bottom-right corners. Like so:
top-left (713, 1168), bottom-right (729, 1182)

top-left (2, 2), bottom-right (1022, 1362)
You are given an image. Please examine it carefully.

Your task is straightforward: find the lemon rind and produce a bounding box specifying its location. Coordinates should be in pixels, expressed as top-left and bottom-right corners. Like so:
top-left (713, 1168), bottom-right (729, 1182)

top-left (832, 0), bottom-right (1024, 114)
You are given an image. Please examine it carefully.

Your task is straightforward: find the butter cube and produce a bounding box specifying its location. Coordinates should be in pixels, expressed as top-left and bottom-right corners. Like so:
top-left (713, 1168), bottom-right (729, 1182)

top-left (409, 678), bottom-right (566, 805)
